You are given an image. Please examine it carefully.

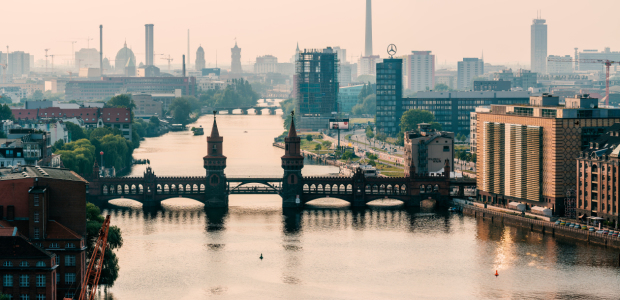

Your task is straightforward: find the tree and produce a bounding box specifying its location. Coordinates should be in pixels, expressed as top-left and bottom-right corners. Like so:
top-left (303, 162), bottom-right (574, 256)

top-left (399, 109), bottom-right (435, 133)
top-left (56, 139), bottom-right (96, 174)
top-left (0, 95), bottom-right (11, 104)
top-left (86, 203), bottom-right (123, 287)
top-left (376, 133), bottom-right (388, 142)
top-left (106, 94), bottom-right (136, 110)
top-left (169, 97), bottom-right (193, 125)
top-left (0, 292), bottom-right (9, 300)
top-left (315, 144), bottom-right (322, 151)
top-left (31, 90), bottom-right (44, 101)
top-left (365, 126), bottom-right (375, 139)
top-left (306, 135), bottom-right (313, 141)
top-left (0, 104), bottom-right (14, 121)
top-left (433, 83), bottom-right (451, 91)
top-left (351, 94), bottom-right (376, 115)
top-left (342, 150), bottom-right (355, 160)
top-left (321, 141), bottom-right (332, 149)
top-left (430, 122), bottom-right (442, 131)
top-left (64, 122), bottom-right (87, 141)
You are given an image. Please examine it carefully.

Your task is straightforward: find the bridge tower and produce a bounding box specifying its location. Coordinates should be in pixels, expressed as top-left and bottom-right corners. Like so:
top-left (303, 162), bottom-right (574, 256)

top-left (281, 113), bottom-right (304, 207)
top-left (203, 113), bottom-right (228, 207)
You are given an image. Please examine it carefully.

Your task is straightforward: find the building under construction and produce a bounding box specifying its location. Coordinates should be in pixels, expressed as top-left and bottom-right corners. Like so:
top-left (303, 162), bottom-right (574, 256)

top-left (294, 47), bottom-right (339, 130)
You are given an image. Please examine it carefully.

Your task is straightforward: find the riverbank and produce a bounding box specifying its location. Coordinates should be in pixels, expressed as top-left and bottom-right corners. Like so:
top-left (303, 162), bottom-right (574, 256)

top-left (463, 205), bottom-right (620, 250)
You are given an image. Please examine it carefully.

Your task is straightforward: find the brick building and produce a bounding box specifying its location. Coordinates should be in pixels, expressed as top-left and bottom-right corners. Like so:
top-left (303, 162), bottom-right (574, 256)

top-left (0, 234), bottom-right (58, 300)
top-left (0, 166), bottom-right (88, 299)
top-left (577, 123), bottom-right (620, 225)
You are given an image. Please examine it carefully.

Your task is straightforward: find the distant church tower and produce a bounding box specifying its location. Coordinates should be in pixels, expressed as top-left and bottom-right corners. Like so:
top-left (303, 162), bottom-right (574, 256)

top-left (281, 113), bottom-right (304, 207)
top-left (231, 41), bottom-right (242, 75)
top-left (203, 113), bottom-right (228, 207)
top-left (195, 45), bottom-right (206, 71)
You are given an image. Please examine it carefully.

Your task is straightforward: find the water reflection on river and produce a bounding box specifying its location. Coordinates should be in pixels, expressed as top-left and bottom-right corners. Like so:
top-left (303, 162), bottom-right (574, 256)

top-left (97, 114), bottom-right (620, 300)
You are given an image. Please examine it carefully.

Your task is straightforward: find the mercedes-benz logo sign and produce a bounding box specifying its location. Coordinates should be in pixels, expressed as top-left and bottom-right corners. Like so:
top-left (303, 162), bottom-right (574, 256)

top-left (387, 44), bottom-right (397, 56)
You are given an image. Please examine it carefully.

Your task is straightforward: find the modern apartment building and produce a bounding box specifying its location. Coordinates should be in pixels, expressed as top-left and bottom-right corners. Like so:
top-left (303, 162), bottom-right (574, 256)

top-left (7, 51), bottom-right (31, 75)
top-left (547, 55), bottom-right (573, 74)
top-left (376, 58), bottom-right (403, 134)
top-left (404, 123), bottom-right (454, 175)
top-left (531, 18), bottom-right (548, 73)
top-left (403, 91), bottom-right (530, 135)
top-left (469, 106), bottom-right (491, 153)
top-left (338, 85), bottom-right (364, 113)
top-left (457, 58), bottom-right (484, 90)
top-left (476, 94), bottom-right (620, 214)
top-left (401, 51), bottom-right (435, 92)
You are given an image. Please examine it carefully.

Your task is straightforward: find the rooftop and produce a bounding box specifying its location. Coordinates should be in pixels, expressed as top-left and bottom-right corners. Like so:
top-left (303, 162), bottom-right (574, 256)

top-left (0, 166), bottom-right (88, 182)
top-left (0, 235), bottom-right (55, 259)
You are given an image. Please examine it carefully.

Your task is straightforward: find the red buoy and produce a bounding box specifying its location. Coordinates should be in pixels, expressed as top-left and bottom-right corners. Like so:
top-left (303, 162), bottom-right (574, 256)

top-left (495, 270), bottom-right (499, 276)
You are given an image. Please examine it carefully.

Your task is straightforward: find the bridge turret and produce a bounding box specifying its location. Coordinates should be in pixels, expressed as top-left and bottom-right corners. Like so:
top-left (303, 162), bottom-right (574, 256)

top-left (203, 112), bottom-right (228, 207)
top-left (92, 160), bottom-right (100, 179)
top-left (281, 112), bottom-right (304, 207)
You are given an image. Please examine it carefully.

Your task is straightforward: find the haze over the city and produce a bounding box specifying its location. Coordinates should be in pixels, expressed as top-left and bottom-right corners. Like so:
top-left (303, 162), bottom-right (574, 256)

top-left (5, 0), bottom-right (620, 67)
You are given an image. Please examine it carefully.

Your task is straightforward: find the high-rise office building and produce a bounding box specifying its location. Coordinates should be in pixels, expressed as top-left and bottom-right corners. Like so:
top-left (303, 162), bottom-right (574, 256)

top-left (457, 58), bottom-right (484, 90)
top-left (295, 47), bottom-right (339, 130)
top-left (402, 51), bottom-right (435, 92)
top-left (8, 51), bottom-right (30, 75)
top-left (231, 41), bottom-right (242, 75)
top-left (195, 46), bottom-right (206, 71)
top-left (145, 24), bottom-right (154, 66)
top-left (531, 18), bottom-right (547, 73)
top-left (376, 58), bottom-right (403, 134)
top-left (476, 94), bottom-right (620, 213)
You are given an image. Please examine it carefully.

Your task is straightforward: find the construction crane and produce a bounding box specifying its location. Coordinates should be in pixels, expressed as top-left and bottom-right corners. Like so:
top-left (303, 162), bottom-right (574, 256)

top-left (80, 37), bottom-right (94, 49)
top-left (67, 71), bottom-right (73, 80)
top-left (161, 55), bottom-right (173, 71)
top-left (547, 57), bottom-right (620, 105)
top-left (73, 215), bottom-right (111, 300)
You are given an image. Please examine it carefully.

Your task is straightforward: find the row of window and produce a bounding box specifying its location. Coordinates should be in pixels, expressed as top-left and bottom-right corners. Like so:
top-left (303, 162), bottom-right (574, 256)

top-left (0, 294), bottom-right (47, 300)
top-left (2, 274), bottom-right (47, 287)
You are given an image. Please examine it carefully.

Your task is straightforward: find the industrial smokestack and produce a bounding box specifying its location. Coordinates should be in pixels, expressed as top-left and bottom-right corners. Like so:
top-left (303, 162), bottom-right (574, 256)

top-left (182, 55), bottom-right (186, 77)
top-left (99, 25), bottom-right (103, 75)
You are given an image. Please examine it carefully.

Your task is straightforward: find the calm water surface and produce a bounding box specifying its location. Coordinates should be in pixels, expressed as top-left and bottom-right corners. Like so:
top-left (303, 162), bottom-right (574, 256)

top-left (98, 114), bottom-right (620, 300)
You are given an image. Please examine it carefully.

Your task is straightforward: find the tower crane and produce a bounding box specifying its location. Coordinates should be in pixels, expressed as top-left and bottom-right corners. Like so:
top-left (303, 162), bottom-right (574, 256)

top-left (80, 37), bottom-right (94, 49)
top-left (44, 49), bottom-right (50, 73)
top-left (161, 55), bottom-right (173, 71)
top-left (547, 57), bottom-right (620, 106)
top-left (71, 215), bottom-right (111, 300)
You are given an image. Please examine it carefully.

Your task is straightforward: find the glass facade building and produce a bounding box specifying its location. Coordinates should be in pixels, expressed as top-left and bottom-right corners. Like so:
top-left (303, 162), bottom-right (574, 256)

top-left (376, 58), bottom-right (403, 134)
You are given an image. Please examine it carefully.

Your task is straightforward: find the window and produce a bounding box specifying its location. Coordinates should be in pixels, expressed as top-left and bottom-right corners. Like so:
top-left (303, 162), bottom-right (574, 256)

top-left (34, 194), bottom-right (39, 206)
top-left (36, 275), bottom-right (45, 287)
top-left (19, 274), bottom-right (29, 287)
top-left (34, 228), bottom-right (40, 239)
top-left (3, 274), bottom-right (13, 287)
top-left (36, 295), bottom-right (45, 300)
top-left (36, 261), bottom-right (46, 267)
top-left (49, 243), bottom-right (58, 248)
top-left (34, 212), bottom-right (39, 223)
top-left (212, 145), bottom-right (217, 154)
top-left (443, 146), bottom-right (450, 152)
top-left (65, 243), bottom-right (75, 249)
top-left (65, 255), bottom-right (76, 267)
top-left (65, 273), bottom-right (76, 284)
top-left (20, 261), bottom-right (29, 267)
top-left (20, 295), bottom-right (29, 300)
top-left (3, 261), bottom-right (13, 267)
top-left (56, 273), bottom-right (59, 284)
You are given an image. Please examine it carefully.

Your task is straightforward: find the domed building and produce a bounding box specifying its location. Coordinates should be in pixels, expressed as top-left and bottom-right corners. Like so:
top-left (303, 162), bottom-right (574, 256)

top-left (115, 41), bottom-right (136, 74)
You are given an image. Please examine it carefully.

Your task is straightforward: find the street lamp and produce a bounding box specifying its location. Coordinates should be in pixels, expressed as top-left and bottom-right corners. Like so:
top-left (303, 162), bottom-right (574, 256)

top-left (100, 151), bottom-right (104, 170)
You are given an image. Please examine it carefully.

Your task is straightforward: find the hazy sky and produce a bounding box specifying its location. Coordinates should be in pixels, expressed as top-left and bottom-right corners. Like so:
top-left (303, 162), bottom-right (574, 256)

top-left (4, 0), bottom-right (620, 69)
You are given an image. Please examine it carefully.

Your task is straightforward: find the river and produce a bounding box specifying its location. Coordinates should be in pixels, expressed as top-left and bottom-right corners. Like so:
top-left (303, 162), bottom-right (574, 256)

top-left (97, 113), bottom-right (620, 300)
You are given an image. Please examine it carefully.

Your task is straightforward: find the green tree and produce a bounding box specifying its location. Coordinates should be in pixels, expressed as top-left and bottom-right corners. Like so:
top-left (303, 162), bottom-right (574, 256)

top-left (399, 109), bottom-right (436, 133)
top-left (430, 122), bottom-right (442, 131)
top-left (433, 83), bottom-right (450, 91)
top-left (306, 135), bottom-right (313, 141)
top-left (321, 141), bottom-right (332, 149)
top-left (376, 133), bottom-right (388, 142)
top-left (56, 139), bottom-right (96, 174)
top-left (365, 126), bottom-right (375, 139)
top-left (0, 95), bottom-right (11, 104)
top-left (64, 122), bottom-right (87, 141)
top-left (315, 144), bottom-right (322, 151)
top-left (342, 150), bottom-right (355, 160)
top-left (0, 292), bottom-right (9, 300)
top-left (280, 98), bottom-right (294, 116)
top-left (86, 203), bottom-right (123, 287)
top-left (169, 97), bottom-right (193, 125)
top-left (31, 90), bottom-right (44, 101)
top-left (106, 94), bottom-right (136, 110)
top-left (0, 131), bottom-right (6, 138)
top-left (351, 94), bottom-right (376, 115)
top-left (0, 104), bottom-right (14, 121)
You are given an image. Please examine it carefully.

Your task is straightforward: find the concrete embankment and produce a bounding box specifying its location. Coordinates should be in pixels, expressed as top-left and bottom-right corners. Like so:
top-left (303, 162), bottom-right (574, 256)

top-left (463, 205), bottom-right (620, 249)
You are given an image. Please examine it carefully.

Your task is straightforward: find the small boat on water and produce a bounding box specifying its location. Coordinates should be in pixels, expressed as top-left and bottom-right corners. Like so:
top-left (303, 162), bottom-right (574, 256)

top-left (192, 126), bottom-right (204, 135)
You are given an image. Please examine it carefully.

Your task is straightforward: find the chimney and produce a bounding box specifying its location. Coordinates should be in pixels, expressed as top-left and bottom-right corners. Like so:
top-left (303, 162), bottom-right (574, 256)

top-left (182, 55), bottom-right (186, 77)
top-left (99, 25), bottom-right (103, 75)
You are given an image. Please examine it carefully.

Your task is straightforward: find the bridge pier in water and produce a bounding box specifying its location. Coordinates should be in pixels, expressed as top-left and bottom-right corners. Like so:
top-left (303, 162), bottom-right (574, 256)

top-left (86, 113), bottom-right (475, 209)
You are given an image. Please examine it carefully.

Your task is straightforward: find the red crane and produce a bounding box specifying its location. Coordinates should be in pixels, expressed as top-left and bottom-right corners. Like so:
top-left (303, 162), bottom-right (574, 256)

top-left (72, 215), bottom-right (111, 300)
top-left (547, 57), bottom-right (620, 106)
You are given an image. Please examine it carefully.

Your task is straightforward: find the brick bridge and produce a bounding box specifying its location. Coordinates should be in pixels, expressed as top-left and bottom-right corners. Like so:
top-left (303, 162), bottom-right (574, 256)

top-left (86, 115), bottom-right (475, 207)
